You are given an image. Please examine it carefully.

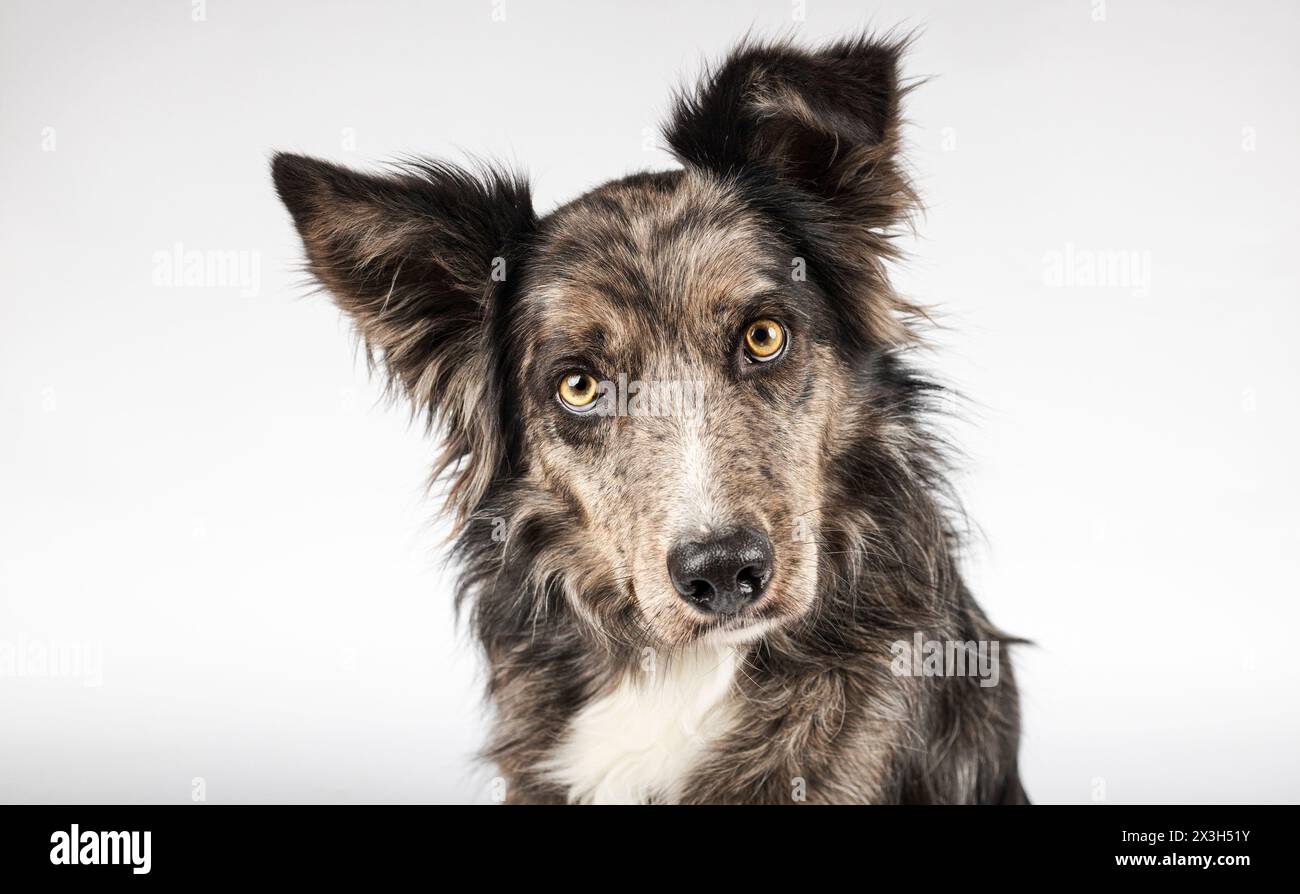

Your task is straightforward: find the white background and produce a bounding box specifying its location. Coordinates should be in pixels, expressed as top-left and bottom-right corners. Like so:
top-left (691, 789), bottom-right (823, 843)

top-left (2, 0), bottom-right (1297, 804)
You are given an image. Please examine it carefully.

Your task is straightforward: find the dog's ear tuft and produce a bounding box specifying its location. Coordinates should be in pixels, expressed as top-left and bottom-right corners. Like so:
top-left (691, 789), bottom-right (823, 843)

top-left (665, 34), bottom-right (912, 202)
top-left (271, 152), bottom-right (536, 525)
top-left (664, 35), bottom-right (922, 344)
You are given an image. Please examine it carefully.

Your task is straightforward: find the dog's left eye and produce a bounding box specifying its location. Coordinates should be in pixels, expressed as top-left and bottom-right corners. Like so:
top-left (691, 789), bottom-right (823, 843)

top-left (743, 319), bottom-right (786, 362)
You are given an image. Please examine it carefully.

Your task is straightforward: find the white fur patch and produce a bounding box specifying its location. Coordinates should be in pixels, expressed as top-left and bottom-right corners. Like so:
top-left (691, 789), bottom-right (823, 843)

top-left (542, 645), bottom-right (738, 804)
top-left (678, 415), bottom-right (726, 531)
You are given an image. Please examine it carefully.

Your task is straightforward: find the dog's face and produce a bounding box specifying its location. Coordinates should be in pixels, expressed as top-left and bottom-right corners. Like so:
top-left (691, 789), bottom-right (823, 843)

top-left (273, 36), bottom-right (919, 653)
top-left (512, 172), bottom-right (843, 645)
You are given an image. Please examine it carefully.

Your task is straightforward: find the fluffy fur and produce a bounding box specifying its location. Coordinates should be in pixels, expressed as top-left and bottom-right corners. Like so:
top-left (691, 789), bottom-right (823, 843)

top-left (272, 33), bottom-right (1027, 804)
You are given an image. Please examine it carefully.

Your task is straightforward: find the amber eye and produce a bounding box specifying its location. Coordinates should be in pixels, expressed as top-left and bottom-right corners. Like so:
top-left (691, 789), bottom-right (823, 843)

top-left (743, 319), bottom-right (786, 361)
top-left (557, 372), bottom-right (600, 412)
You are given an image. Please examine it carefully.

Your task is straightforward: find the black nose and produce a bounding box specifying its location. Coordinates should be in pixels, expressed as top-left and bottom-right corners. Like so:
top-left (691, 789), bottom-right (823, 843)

top-left (667, 527), bottom-right (774, 615)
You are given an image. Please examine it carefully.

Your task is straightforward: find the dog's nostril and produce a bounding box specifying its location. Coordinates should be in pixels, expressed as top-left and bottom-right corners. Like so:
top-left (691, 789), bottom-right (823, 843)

top-left (686, 579), bottom-right (714, 604)
top-left (667, 527), bottom-right (774, 615)
top-left (736, 566), bottom-right (764, 594)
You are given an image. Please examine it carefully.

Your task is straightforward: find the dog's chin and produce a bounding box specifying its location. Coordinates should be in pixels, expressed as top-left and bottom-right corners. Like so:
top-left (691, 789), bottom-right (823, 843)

top-left (685, 594), bottom-right (807, 647)
top-left (698, 615), bottom-right (782, 646)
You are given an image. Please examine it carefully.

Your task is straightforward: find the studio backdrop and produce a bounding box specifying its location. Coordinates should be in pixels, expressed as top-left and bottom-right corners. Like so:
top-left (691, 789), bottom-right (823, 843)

top-left (1, 0), bottom-right (1297, 803)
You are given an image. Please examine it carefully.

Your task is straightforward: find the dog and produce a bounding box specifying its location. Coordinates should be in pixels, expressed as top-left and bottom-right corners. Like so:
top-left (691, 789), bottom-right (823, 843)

top-left (272, 33), bottom-right (1027, 804)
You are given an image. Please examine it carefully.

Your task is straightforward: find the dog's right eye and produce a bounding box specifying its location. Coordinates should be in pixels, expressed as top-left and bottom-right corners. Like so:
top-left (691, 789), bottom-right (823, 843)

top-left (557, 372), bottom-right (600, 413)
top-left (743, 319), bottom-right (786, 362)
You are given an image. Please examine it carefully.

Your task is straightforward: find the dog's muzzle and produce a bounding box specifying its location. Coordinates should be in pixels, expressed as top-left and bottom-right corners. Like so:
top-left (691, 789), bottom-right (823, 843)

top-left (667, 526), bottom-right (774, 615)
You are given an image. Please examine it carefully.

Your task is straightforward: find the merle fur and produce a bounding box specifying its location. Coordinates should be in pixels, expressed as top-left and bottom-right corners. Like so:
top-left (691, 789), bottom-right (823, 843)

top-left (272, 33), bottom-right (1028, 804)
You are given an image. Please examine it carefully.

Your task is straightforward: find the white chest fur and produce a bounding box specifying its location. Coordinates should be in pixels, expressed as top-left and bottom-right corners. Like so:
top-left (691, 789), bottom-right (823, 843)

top-left (542, 645), bottom-right (738, 804)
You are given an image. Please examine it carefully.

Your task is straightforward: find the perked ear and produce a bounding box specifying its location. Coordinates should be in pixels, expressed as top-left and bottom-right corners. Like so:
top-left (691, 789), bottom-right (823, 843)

top-left (664, 35), bottom-right (921, 344)
top-left (271, 152), bottom-right (536, 525)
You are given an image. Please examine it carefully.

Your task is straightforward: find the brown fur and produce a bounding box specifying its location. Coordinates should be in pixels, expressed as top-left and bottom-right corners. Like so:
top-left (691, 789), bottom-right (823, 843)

top-left (272, 33), bottom-right (1026, 804)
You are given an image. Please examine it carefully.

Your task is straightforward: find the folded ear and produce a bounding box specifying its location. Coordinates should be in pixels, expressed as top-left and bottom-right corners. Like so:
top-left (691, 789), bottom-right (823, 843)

top-left (664, 35), bottom-right (920, 344)
top-left (271, 152), bottom-right (535, 524)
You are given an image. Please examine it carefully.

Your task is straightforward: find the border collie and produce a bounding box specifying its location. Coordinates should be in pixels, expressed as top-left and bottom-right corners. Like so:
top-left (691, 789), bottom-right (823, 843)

top-left (272, 33), bottom-right (1027, 804)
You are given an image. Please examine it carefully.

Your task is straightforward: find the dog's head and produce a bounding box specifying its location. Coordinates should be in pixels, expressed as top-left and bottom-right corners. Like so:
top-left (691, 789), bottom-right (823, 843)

top-left (274, 36), bottom-right (923, 653)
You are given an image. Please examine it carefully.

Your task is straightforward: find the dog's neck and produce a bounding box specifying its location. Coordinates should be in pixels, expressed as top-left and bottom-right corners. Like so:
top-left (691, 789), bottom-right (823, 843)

top-left (539, 643), bottom-right (739, 804)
